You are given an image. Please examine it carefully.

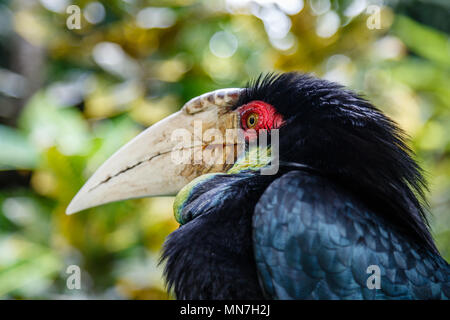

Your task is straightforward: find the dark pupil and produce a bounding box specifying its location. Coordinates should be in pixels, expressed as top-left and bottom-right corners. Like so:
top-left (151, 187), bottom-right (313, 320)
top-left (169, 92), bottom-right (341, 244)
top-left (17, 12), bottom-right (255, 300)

top-left (249, 117), bottom-right (255, 125)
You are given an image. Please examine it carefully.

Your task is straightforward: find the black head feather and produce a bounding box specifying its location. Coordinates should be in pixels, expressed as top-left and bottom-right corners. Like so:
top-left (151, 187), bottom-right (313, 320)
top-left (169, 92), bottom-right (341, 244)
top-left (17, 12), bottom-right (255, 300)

top-left (235, 72), bottom-right (437, 255)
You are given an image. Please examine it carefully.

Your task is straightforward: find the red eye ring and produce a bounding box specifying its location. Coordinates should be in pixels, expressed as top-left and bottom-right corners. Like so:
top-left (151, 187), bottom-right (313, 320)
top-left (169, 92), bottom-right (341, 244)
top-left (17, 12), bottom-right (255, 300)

top-left (238, 100), bottom-right (284, 132)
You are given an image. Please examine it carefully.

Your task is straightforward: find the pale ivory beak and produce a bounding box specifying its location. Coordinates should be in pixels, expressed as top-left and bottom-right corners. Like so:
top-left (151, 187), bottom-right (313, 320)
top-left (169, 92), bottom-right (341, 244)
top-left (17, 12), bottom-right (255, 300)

top-left (66, 88), bottom-right (243, 215)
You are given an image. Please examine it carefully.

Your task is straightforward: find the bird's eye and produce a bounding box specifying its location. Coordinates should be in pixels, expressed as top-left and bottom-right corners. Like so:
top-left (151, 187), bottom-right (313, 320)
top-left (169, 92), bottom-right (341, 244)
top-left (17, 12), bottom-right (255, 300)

top-left (246, 113), bottom-right (259, 128)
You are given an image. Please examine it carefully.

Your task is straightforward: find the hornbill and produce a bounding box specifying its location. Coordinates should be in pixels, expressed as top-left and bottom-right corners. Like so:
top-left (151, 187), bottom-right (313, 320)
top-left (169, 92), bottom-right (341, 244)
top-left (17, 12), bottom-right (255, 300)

top-left (67, 72), bottom-right (449, 299)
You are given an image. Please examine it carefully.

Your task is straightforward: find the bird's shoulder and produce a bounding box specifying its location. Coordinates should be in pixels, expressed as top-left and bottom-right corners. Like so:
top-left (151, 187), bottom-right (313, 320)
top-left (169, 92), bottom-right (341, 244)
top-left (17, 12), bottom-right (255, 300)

top-left (253, 170), bottom-right (450, 299)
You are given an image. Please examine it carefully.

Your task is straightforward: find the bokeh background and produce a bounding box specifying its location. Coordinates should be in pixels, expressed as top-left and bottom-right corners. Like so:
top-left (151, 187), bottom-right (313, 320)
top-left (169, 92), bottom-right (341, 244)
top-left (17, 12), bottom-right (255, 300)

top-left (0, 0), bottom-right (449, 299)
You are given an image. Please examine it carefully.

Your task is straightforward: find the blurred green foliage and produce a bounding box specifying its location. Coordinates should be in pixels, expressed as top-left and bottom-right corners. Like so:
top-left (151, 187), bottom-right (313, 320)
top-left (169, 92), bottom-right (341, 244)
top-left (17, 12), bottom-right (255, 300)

top-left (0, 0), bottom-right (449, 299)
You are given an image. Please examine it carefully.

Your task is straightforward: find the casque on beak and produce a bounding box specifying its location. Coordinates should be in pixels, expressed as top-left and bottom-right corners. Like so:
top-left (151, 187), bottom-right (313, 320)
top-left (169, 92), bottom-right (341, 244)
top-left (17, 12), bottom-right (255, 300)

top-left (66, 88), bottom-right (243, 215)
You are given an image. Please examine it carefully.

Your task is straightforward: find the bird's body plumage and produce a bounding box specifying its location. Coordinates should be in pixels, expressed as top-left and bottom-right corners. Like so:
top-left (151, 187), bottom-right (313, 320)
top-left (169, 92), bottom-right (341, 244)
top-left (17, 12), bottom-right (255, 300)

top-left (161, 168), bottom-right (450, 299)
top-left (255, 171), bottom-right (450, 299)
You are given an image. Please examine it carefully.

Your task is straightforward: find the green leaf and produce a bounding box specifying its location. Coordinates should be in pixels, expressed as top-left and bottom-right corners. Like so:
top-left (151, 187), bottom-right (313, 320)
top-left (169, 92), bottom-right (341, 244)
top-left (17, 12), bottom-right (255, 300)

top-left (392, 15), bottom-right (450, 67)
top-left (18, 91), bottom-right (92, 156)
top-left (0, 125), bottom-right (38, 170)
top-left (0, 236), bottom-right (62, 297)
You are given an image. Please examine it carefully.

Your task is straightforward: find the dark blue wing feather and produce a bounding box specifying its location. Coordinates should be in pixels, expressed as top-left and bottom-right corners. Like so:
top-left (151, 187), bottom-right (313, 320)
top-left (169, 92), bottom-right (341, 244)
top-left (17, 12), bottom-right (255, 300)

top-left (253, 171), bottom-right (450, 299)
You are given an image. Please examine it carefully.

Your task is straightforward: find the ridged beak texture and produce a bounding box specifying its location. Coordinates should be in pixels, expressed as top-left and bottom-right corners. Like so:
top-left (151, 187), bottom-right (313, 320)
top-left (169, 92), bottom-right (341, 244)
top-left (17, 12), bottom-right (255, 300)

top-left (66, 88), bottom-right (243, 215)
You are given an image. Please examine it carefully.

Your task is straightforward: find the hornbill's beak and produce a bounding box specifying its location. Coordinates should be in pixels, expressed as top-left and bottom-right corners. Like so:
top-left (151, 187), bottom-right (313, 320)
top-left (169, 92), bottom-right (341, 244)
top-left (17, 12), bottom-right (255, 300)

top-left (66, 88), bottom-right (243, 215)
